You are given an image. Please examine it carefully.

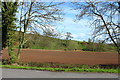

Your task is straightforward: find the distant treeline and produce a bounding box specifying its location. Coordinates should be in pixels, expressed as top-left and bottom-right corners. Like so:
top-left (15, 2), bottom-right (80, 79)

top-left (13, 32), bottom-right (116, 52)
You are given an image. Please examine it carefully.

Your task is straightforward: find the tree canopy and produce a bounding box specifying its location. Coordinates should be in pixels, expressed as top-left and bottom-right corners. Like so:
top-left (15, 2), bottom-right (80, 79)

top-left (73, 1), bottom-right (120, 53)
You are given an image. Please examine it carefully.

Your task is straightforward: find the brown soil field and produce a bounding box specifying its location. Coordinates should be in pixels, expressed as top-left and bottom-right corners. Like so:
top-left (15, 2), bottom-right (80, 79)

top-left (2, 49), bottom-right (119, 65)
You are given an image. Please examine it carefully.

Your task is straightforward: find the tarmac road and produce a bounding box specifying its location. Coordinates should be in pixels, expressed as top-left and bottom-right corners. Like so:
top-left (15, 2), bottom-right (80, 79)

top-left (2, 68), bottom-right (119, 78)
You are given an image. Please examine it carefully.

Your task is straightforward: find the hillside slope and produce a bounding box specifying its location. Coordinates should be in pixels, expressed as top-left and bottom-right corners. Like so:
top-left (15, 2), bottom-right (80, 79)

top-left (14, 32), bottom-right (116, 52)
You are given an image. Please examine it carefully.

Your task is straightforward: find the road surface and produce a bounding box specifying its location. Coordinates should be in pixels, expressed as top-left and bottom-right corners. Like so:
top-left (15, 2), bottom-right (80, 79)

top-left (2, 68), bottom-right (119, 78)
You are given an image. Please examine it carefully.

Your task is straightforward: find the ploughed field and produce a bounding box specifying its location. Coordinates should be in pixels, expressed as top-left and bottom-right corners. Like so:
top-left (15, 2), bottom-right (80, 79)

top-left (2, 49), bottom-right (119, 65)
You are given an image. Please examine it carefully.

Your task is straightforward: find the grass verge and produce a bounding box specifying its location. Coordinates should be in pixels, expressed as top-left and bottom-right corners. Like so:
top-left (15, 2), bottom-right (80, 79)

top-left (0, 65), bottom-right (119, 73)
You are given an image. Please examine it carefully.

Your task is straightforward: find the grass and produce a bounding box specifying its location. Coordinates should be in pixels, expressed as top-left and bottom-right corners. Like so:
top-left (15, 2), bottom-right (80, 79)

top-left (0, 65), bottom-right (119, 73)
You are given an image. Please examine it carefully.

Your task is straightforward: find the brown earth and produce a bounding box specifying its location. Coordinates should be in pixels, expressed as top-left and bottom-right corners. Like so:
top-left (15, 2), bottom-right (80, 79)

top-left (2, 49), bottom-right (119, 65)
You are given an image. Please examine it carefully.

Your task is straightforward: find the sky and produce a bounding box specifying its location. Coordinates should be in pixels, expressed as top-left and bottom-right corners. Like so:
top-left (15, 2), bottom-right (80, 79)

top-left (53, 2), bottom-right (93, 41)
top-left (16, 2), bottom-right (93, 42)
top-left (16, 2), bottom-right (105, 42)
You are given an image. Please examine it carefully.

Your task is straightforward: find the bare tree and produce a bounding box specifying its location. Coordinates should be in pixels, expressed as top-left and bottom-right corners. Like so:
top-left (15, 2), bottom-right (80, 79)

top-left (73, 1), bottom-right (120, 54)
top-left (17, 2), bottom-right (63, 59)
top-left (42, 25), bottom-right (59, 38)
top-left (65, 32), bottom-right (73, 40)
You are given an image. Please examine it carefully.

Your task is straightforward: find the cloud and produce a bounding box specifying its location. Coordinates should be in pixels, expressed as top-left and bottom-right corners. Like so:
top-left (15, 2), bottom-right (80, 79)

top-left (72, 33), bottom-right (89, 41)
top-left (63, 7), bottom-right (78, 15)
top-left (55, 8), bottom-right (92, 41)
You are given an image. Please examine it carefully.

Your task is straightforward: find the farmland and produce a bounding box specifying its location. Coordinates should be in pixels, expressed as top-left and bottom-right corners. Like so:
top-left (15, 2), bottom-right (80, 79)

top-left (2, 49), bottom-right (119, 65)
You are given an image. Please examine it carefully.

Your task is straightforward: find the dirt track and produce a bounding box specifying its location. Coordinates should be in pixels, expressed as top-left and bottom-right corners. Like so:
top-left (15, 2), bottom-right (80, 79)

top-left (2, 49), bottom-right (119, 65)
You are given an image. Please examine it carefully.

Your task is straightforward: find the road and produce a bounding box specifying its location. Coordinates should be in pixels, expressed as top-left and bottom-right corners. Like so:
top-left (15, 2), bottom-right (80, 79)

top-left (2, 68), bottom-right (119, 78)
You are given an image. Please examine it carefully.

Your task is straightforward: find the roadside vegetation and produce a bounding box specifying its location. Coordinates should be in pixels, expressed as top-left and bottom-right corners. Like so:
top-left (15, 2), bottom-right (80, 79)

top-left (1, 61), bottom-right (119, 73)
top-left (1, 65), bottom-right (119, 73)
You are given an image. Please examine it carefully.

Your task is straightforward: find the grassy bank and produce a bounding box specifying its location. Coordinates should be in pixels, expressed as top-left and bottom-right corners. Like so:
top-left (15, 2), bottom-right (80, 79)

top-left (0, 65), bottom-right (119, 73)
top-left (2, 60), bottom-right (119, 73)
